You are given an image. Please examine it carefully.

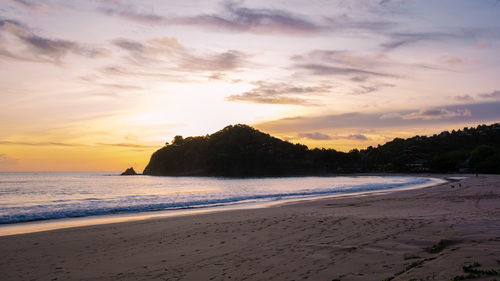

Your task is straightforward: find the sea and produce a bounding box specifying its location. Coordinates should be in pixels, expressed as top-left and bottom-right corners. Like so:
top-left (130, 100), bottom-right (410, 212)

top-left (0, 172), bottom-right (444, 224)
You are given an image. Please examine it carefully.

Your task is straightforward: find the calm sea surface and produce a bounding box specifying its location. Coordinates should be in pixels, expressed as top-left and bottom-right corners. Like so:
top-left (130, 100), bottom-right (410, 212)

top-left (0, 172), bottom-right (441, 224)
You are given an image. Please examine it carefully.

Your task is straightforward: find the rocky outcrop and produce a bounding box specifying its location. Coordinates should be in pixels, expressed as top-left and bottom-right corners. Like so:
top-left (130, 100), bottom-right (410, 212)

top-left (121, 167), bottom-right (138, 175)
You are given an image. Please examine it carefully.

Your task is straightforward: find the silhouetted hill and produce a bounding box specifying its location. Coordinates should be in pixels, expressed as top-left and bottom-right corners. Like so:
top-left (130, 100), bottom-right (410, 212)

top-left (360, 123), bottom-right (500, 173)
top-left (143, 123), bottom-right (500, 176)
top-left (143, 124), bottom-right (339, 176)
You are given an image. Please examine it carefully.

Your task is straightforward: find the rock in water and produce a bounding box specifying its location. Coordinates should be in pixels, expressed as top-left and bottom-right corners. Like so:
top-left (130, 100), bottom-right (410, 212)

top-left (121, 167), bottom-right (138, 175)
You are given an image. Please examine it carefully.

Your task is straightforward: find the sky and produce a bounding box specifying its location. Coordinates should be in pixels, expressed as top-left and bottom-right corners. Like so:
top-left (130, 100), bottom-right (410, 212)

top-left (0, 0), bottom-right (499, 171)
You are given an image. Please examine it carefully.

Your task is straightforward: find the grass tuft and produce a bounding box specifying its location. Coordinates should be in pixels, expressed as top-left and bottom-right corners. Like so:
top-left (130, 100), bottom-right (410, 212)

top-left (450, 261), bottom-right (500, 281)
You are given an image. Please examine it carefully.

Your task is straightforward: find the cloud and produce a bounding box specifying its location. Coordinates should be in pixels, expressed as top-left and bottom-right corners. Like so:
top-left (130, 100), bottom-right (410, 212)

top-left (298, 132), bottom-right (331, 140)
top-left (349, 82), bottom-right (395, 95)
top-left (227, 95), bottom-right (310, 106)
top-left (0, 140), bottom-right (79, 146)
top-left (437, 56), bottom-right (467, 66)
top-left (95, 142), bottom-right (158, 149)
top-left (339, 0), bottom-right (409, 14)
top-left (97, 83), bottom-right (145, 91)
top-left (179, 50), bottom-right (248, 72)
top-left (344, 134), bottom-right (370, 141)
top-left (101, 65), bottom-right (196, 83)
top-left (328, 134), bottom-right (370, 141)
top-left (109, 36), bottom-right (250, 74)
top-left (291, 50), bottom-right (398, 79)
top-left (22, 35), bottom-right (77, 59)
top-left (98, 1), bottom-right (325, 35)
top-left (294, 63), bottom-right (393, 78)
top-left (5, 0), bottom-right (62, 14)
top-left (382, 32), bottom-right (442, 50)
top-left (292, 49), bottom-right (451, 80)
top-left (474, 42), bottom-right (492, 49)
top-left (146, 37), bottom-right (184, 53)
top-left (0, 48), bottom-right (50, 63)
top-left (381, 30), bottom-right (476, 51)
top-left (479, 90), bottom-right (500, 99)
top-left (226, 81), bottom-right (330, 105)
top-left (10, 0), bottom-right (38, 9)
top-left (255, 101), bottom-right (500, 133)
top-left (381, 108), bottom-right (471, 120)
top-left (350, 75), bottom-right (369, 82)
top-left (0, 19), bottom-right (27, 35)
top-left (98, 1), bottom-right (394, 36)
top-left (97, 4), bottom-right (166, 24)
top-left (78, 79), bottom-right (146, 97)
top-left (451, 90), bottom-right (500, 103)
top-left (112, 38), bottom-right (145, 53)
top-left (0, 140), bottom-right (157, 149)
top-left (323, 14), bottom-right (394, 33)
top-left (0, 153), bottom-right (19, 167)
top-left (173, 1), bottom-right (325, 35)
top-left (19, 35), bottom-right (104, 60)
top-left (387, 26), bottom-right (500, 51)
top-left (0, 18), bottom-right (107, 63)
top-left (453, 94), bottom-right (474, 102)
top-left (379, 0), bottom-right (395, 5)
top-left (292, 50), bottom-right (390, 69)
top-left (208, 72), bottom-right (228, 81)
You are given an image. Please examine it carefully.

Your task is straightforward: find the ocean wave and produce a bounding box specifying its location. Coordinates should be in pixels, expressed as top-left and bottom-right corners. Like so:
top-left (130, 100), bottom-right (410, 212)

top-left (0, 176), bottom-right (433, 224)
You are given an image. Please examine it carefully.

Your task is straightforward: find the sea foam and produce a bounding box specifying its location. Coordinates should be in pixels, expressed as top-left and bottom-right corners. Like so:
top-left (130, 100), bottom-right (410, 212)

top-left (0, 173), bottom-right (439, 224)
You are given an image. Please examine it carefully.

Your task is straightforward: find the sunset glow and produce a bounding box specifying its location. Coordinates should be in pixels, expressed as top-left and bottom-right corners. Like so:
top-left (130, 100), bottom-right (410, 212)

top-left (1, 0), bottom-right (499, 171)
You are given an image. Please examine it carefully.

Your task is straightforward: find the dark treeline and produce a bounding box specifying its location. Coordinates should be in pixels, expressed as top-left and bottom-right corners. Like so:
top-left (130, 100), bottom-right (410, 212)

top-left (143, 123), bottom-right (500, 177)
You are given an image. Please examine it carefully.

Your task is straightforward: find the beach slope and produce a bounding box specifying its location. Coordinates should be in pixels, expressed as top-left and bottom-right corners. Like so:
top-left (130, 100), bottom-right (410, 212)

top-left (1, 175), bottom-right (499, 281)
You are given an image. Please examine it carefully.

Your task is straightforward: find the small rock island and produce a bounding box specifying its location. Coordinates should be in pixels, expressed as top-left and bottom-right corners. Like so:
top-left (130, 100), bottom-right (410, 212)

top-left (121, 167), bottom-right (138, 175)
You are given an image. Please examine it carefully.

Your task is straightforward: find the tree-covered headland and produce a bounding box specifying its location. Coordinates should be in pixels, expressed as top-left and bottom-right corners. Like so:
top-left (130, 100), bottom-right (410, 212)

top-left (143, 123), bottom-right (500, 176)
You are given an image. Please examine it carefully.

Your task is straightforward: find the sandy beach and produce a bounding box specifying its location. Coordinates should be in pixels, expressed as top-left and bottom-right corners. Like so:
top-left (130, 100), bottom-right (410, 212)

top-left (1, 174), bottom-right (499, 281)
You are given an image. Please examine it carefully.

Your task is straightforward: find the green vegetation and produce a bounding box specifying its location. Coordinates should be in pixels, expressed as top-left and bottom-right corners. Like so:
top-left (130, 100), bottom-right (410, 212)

top-left (143, 123), bottom-right (500, 176)
top-left (362, 123), bottom-right (500, 173)
top-left (450, 262), bottom-right (500, 281)
top-left (143, 124), bottom-right (338, 176)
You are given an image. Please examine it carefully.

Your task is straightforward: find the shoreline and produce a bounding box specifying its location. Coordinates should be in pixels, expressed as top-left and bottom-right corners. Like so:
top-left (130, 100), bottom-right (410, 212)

top-left (0, 175), bottom-right (445, 237)
top-left (1, 174), bottom-right (499, 280)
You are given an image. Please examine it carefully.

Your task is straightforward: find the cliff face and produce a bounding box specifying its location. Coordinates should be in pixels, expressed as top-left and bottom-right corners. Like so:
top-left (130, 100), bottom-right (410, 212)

top-left (143, 123), bottom-right (500, 176)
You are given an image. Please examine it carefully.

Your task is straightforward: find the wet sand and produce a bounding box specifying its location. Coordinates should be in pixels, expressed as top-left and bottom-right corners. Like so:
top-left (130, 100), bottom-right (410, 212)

top-left (1, 174), bottom-right (499, 281)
